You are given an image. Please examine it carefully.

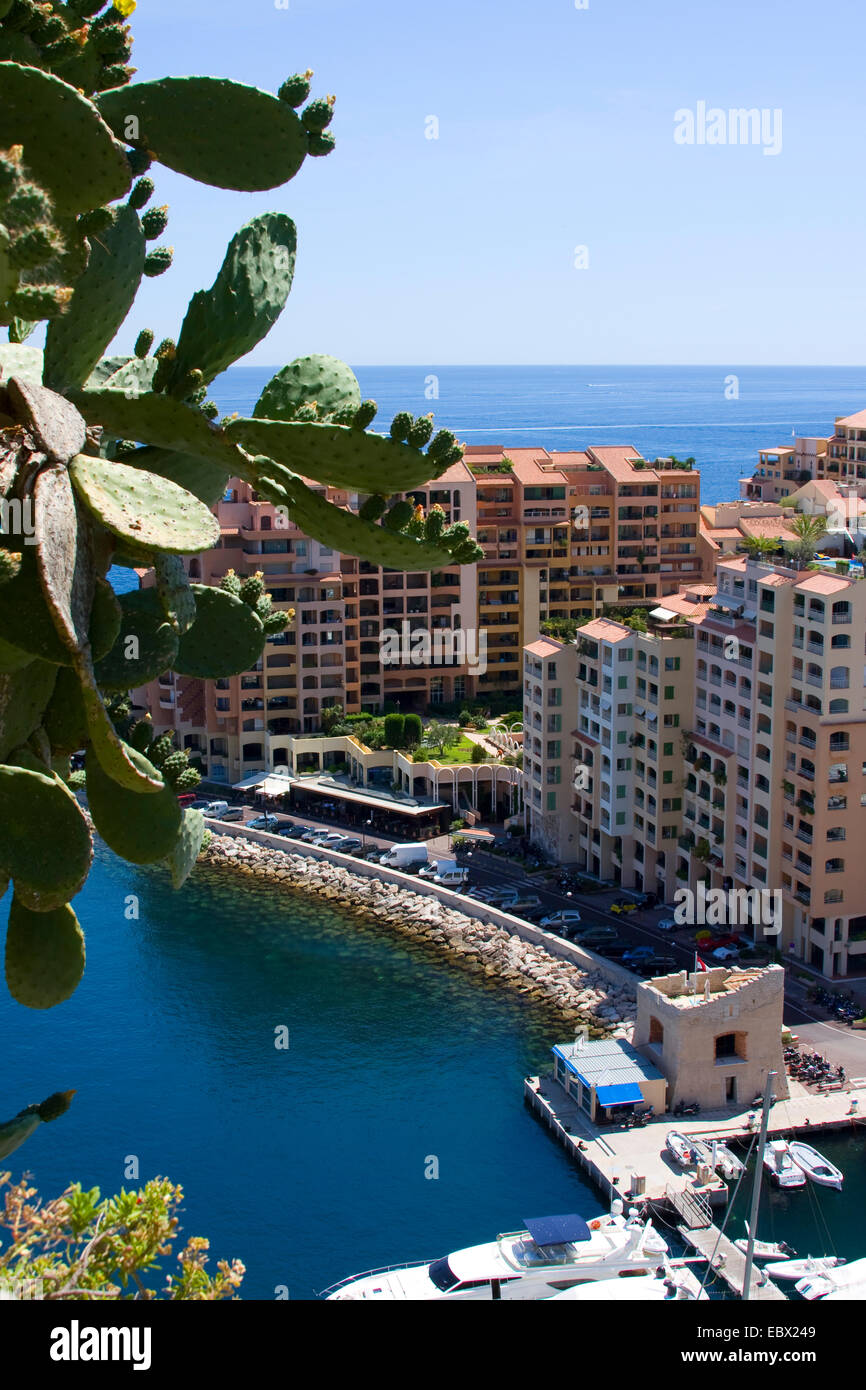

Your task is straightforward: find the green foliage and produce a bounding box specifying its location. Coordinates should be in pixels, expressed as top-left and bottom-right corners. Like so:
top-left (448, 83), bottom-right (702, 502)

top-left (0, 1171), bottom-right (245, 1299)
top-left (383, 711), bottom-right (405, 748)
top-left (470, 741), bottom-right (486, 764)
top-left (403, 712), bottom-right (422, 747)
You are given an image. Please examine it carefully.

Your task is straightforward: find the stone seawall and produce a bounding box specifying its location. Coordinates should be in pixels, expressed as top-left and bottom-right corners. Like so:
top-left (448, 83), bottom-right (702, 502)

top-left (201, 827), bottom-right (637, 1037)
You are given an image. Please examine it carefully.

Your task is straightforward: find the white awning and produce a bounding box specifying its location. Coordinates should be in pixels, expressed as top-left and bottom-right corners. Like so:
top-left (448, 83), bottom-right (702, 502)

top-left (649, 606), bottom-right (678, 621)
top-left (232, 771), bottom-right (292, 792)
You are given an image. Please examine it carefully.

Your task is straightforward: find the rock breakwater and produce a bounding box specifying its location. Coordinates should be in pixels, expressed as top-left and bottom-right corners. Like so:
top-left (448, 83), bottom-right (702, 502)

top-left (201, 832), bottom-right (637, 1037)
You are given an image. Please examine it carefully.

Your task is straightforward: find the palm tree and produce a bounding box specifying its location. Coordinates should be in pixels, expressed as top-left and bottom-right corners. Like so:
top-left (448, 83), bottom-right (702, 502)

top-left (741, 535), bottom-right (779, 560)
top-left (785, 514), bottom-right (828, 566)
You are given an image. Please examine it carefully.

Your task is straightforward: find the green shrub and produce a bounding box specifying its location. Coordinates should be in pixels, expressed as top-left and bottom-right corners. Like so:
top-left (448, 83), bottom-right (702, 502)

top-left (383, 712), bottom-right (406, 747)
top-left (470, 742), bottom-right (486, 763)
top-left (403, 712), bottom-right (423, 746)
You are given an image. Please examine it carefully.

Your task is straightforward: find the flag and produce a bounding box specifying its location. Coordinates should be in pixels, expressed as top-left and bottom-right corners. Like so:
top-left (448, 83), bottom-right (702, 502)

top-left (696, 955), bottom-right (709, 972)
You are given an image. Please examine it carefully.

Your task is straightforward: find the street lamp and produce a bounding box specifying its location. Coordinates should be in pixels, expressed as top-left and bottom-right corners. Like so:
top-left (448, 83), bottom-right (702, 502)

top-left (362, 817), bottom-right (373, 851)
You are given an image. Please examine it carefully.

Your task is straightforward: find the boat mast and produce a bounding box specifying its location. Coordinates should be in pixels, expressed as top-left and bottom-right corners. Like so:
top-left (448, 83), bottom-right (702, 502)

top-left (742, 1070), bottom-right (776, 1301)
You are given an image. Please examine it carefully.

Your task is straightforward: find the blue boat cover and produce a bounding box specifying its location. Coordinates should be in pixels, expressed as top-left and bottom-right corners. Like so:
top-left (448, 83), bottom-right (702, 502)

top-left (523, 1214), bottom-right (592, 1247)
top-left (596, 1082), bottom-right (644, 1106)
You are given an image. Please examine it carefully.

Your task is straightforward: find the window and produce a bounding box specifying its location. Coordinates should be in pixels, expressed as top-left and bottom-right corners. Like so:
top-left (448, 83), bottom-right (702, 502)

top-left (825, 858), bottom-right (845, 874)
top-left (664, 685), bottom-right (675, 699)
top-left (615, 811), bottom-right (626, 826)
top-left (830, 666), bottom-right (849, 689)
top-left (829, 699), bottom-right (849, 714)
top-left (546, 792), bottom-right (558, 811)
top-left (618, 676), bottom-right (628, 689)
top-left (649, 1017), bottom-right (664, 1046)
top-left (665, 657), bottom-right (680, 671)
top-left (616, 784), bottom-right (626, 799)
top-left (663, 742), bottom-right (674, 756)
top-left (663, 770), bottom-right (673, 784)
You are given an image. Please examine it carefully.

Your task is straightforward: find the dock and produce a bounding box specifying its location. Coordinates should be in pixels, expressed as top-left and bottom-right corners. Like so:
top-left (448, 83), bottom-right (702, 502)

top-left (663, 1186), bottom-right (786, 1300)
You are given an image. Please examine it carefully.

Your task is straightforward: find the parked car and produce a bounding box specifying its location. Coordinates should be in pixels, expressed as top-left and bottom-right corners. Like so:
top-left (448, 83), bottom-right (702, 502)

top-left (610, 898), bottom-right (638, 915)
top-left (539, 910), bottom-right (583, 931)
top-left (331, 836), bottom-right (363, 853)
top-left (279, 825), bottom-right (309, 839)
top-left (635, 891), bottom-right (657, 908)
top-left (574, 925), bottom-right (619, 946)
top-left (657, 918), bottom-right (679, 932)
top-left (713, 945), bottom-right (740, 961)
top-left (189, 798), bottom-right (216, 812)
top-left (247, 814), bottom-right (282, 831)
top-left (519, 905), bottom-right (549, 923)
top-left (309, 831), bottom-right (347, 848)
top-left (217, 806), bottom-right (244, 822)
top-left (433, 868), bottom-right (470, 888)
top-left (635, 955), bottom-right (677, 977)
top-left (176, 793), bottom-right (198, 809)
top-left (501, 894), bottom-right (542, 913)
top-left (465, 887), bottom-right (498, 903)
top-left (622, 946), bottom-right (658, 964)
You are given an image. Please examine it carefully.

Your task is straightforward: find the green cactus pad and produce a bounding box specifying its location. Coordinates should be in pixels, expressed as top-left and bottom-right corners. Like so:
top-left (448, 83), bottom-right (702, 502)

top-left (5, 896), bottom-right (85, 1010)
top-left (257, 466), bottom-right (461, 572)
top-left (5, 376), bottom-right (86, 462)
top-left (0, 63), bottom-right (131, 214)
top-left (43, 203), bottom-right (145, 392)
top-left (84, 353), bottom-right (132, 387)
top-left (0, 633), bottom-right (34, 674)
top-left (89, 576), bottom-right (122, 661)
top-left (173, 584), bottom-right (265, 679)
top-left (253, 354), bottom-right (361, 423)
top-left (69, 454), bottom-right (220, 554)
top-left (0, 543), bottom-right (76, 665)
top-left (167, 806), bottom-right (205, 889)
top-left (153, 552), bottom-right (196, 633)
top-left (0, 657), bottom-right (57, 761)
top-left (0, 763), bottom-right (92, 910)
top-left (34, 465), bottom-right (95, 655)
top-left (76, 656), bottom-right (163, 793)
top-left (233, 419), bottom-right (440, 494)
top-left (99, 354), bottom-right (157, 396)
top-left (86, 740), bottom-right (183, 864)
top-left (168, 213), bottom-right (296, 390)
top-left (0, 341), bottom-right (43, 386)
top-left (42, 665), bottom-right (88, 755)
top-left (96, 76), bottom-right (311, 191)
top-left (93, 586), bottom-right (179, 691)
top-left (68, 388), bottom-right (251, 477)
top-left (124, 446), bottom-right (230, 507)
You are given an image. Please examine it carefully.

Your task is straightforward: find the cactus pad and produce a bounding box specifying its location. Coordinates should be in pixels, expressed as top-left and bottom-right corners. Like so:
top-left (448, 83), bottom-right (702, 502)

top-left (34, 465), bottom-right (95, 656)
top-left (5, 896), bottom-right (85, 1009)
top-left (124, 445), bottom-right (230, 507)
top-left (93, 585), bottom-right (179, 690)
top-left (253, 354), bottom-right (361, 422)
top-left (0, 657), bottom-right (56, 760)
top-left (167, 806), bottom-right (205, 889)
top-left (5, 375), bottom-right (86, 462)
top-left (69, 454), bottom-right (221, 553)
top-left (0, 763), bottom-right (92, 910)
top-left (86, 740), bottom-right (182, 864)
top-left (0, 63), bottom-right (131, 213)
top-left (44, 203), bottom-right (145, 392)
top-left (96, 76), bottom-right (312, 191)
top-left (41, 665), bottom-right (88, 755)
top-left (229, 418), bottom-right (441, 494)
top-left (173, 584), bottom-right (265, 679)
top-left (0, 543), bottom-right (76, 664)
top-left (153, 552), bottom-right (195, 633)
top-left (68, 387), bottom-right (251, 476)
top-left (0, 340), bottom-right (43, 385)
top-left (168, 213), bottom-right (296, 390)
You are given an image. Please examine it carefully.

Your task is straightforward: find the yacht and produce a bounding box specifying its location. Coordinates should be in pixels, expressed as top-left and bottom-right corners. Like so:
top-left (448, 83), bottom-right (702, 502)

top-left (322, 1206), bottom-right (669, 1300)
top-left (762, 1139), bottom-right (806, 1189)
top-left (547, 1264), bottom-right (707, 1301)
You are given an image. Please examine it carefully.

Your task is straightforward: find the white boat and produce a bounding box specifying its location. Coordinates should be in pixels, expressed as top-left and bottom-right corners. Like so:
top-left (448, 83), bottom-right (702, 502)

top-left (795, 1256), bottom-right (865, 1301)
top-left (666, 1131), bottom-right (701, 1167)
top-left (789, 1141), bottom-right (844, 1191)
top-left (762, 1139), bottom-right (806, 1189)
top-left (712, 1143), bottom-right (745, 1181)
top-left (322, 1207), bottom-right (669, 1300)
top-left (765, 1254), bottom-right (846, 1282)
top-left (547, 1264), bottom-right (707, 1301)
top-left (733, 1222), bottom-right (796, 1262)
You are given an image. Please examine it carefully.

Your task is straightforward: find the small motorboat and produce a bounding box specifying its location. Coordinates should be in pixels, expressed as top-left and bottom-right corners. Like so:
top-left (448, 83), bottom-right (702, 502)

top-left (762, 1139), bottom-right (806, 1189)
top-left (765, 1254), bottom-right (846, 1282)
top-left (712, 1143), bottom-right (745, 1180)
top-left (795, 1256), bottom-right (864, 1301)
top-left (666, 1131), bottom-right (700, 1167)
top-left (789, 1141), bottom-right (844, 1191)
top-left (547, 1264), bottom-right (707, 1301)
top-left (733, 1222), bottom-right (796, 1262)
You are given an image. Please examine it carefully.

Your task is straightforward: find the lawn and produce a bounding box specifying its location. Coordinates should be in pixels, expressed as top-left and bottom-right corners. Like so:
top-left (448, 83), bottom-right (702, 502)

top-left (414, 735), bottom-right (480, 765)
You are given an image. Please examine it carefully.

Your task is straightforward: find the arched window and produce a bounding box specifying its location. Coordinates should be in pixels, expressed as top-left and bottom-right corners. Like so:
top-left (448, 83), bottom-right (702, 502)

top-left (825, 858), bottom-right (845, 874)
top-left (828, 699), bottom-right (849, 714)
top-left (830, 666), bottom-right (849, 689)
top-left (831, 633), bottom-right (850, 648)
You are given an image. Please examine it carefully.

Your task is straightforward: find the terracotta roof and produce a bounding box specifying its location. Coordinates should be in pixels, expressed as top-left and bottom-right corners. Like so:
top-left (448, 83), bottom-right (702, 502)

top-left (525, 637), bottom-right (564, 657)
top-left (577, 617), bottom-right (632, 643)
top-left (584, 446), bottom-right (647, 481)
top-left (654, 593), bottom-right (712, 623)
top-left (796, 572), bottom-right (851, 595)
top-left (738, 516), bottom-right (798, 539)
top-left (835, 409), bottom-right (866, 429)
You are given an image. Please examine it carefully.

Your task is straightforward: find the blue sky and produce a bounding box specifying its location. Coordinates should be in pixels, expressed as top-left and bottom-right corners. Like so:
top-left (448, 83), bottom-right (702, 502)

top-left (115, 0), bottom-right (865, 365)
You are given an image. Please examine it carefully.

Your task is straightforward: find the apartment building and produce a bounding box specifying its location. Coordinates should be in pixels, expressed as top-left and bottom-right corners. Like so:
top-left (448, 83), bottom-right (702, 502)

top-left (741, 408), bottom-right (866, 503)
top-left (523, 554), bottom-right (866, 979)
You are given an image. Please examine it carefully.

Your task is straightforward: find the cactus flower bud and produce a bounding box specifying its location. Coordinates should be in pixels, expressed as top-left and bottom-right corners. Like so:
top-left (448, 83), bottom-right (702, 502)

top-left (143, 245), bottom-right (173, 276)
top-left (389, 411), bottom-right (413, 443)
top-left (141, 204), bottom-right (169, 240)
top-left (126, 147), bottom-right (152, 177)
top-left (128, 176), bottom-right (154, 210)
top-left (134, 328), bottom-right (154, 358)
top-left (278, 70), bottom-right (314, 107)
top-left (9, 224), bottom-right (64, 269)
top-left (306, 131), bottom-right (336, 158)
top-left (352, 400), bottom-right (378, 430)
top-left (78, 205), bottom-right (114, 237)
top-left (301, 96), bottom-right (336, 133)
top-left (407, 413), bottom-right (434, 449)
top-left (358, 494), bottom-right (388, 522)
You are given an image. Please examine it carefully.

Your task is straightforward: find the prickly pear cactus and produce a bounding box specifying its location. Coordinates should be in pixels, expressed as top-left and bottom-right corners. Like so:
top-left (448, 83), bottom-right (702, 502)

top-left (0, 6), bottom-right (483, 1012)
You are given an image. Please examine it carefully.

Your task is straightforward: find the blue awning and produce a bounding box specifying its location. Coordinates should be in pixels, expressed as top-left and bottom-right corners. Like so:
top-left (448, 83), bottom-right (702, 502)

top-left (596, 1083), bottom-right (644, 1106)
top-left (523, 1215), bottom-right (592, 1247)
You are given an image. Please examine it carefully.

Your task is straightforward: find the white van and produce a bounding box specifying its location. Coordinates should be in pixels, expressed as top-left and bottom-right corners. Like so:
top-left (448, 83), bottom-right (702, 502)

top-left (379, 843), bottom-right (428, 870)
top-left (418, 857), bottom-right (456, 880)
